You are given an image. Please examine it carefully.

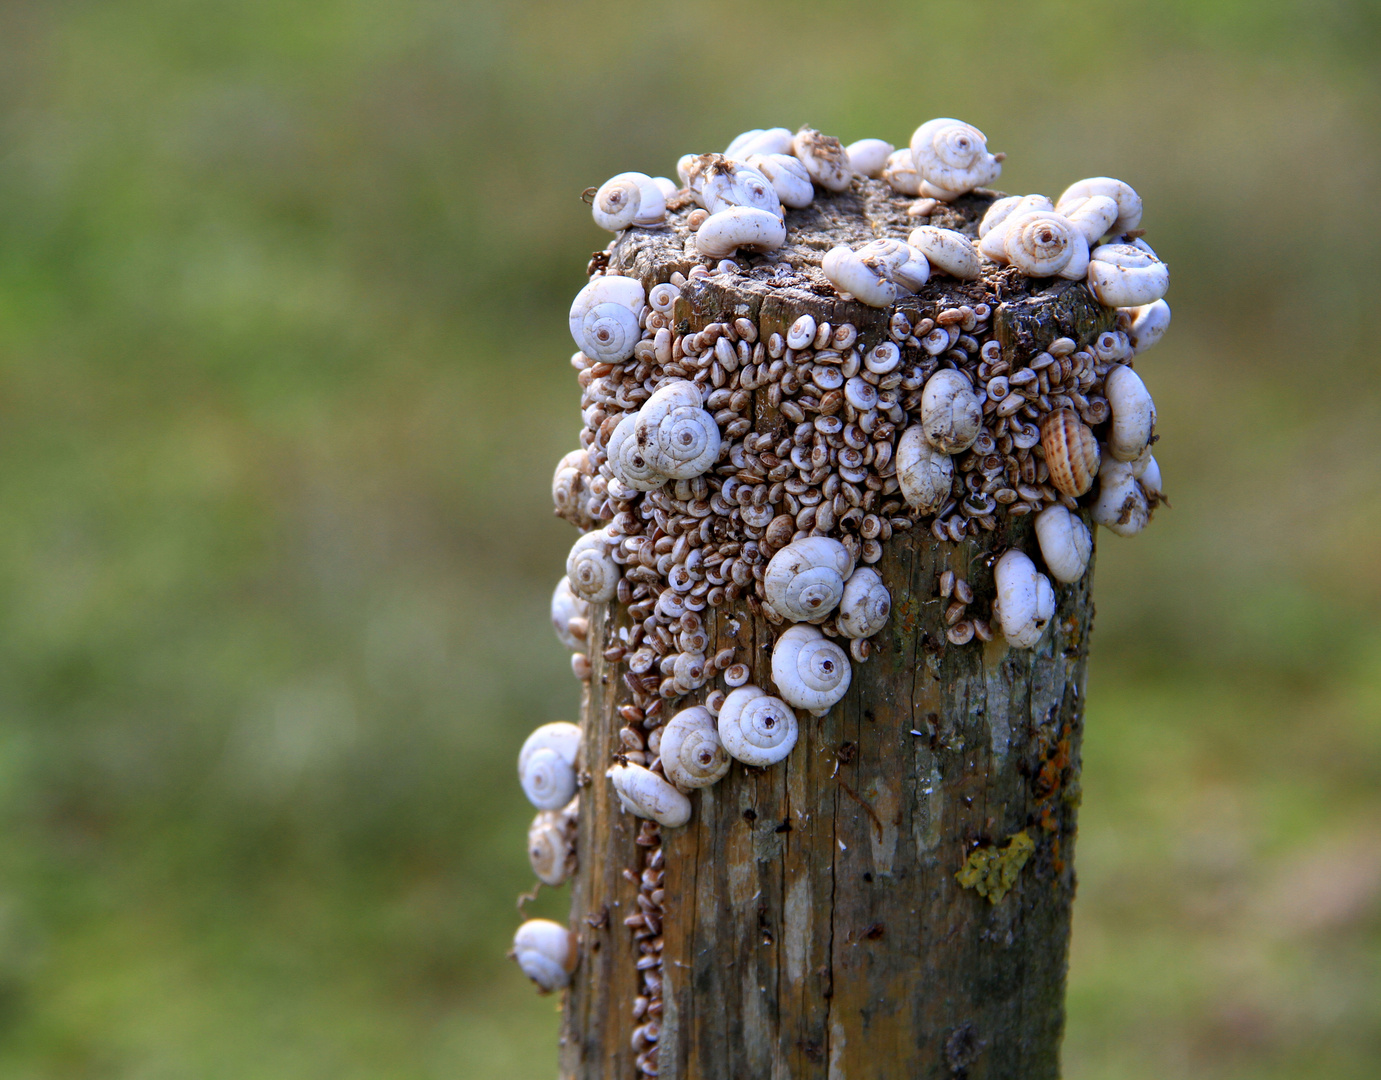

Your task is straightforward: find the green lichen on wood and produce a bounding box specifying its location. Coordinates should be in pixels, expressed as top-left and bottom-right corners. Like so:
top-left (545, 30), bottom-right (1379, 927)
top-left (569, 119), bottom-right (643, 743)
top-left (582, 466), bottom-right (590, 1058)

top-left (956, 831), bottom-right (1036, 904)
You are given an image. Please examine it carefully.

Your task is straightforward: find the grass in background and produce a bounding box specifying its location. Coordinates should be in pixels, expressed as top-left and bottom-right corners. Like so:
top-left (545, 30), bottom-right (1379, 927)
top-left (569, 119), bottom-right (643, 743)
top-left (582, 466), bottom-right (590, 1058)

top-left (0, 1), bottom-right (1377, 1076)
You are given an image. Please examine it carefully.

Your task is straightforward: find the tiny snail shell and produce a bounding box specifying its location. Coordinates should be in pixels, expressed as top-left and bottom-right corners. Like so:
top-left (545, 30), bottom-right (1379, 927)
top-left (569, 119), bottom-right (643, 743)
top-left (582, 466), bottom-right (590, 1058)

top-left (881, 148), bottom-right (922, 196)
top-left (591, 171), bottom-right (666, 232)
top-left (512, 918), bottom-right (578, 993)
top-left (745, 152), bottom-right (814, 209)
top-left (717, 685), bottom-right (799, 766)
top-left (567, 528), bottom-right (620, 602)
top-left (1060, 193), bottom-right (1119, 245)
top-left (786, 314), bottom-right (817, 350)
top-left (864, 341), bottom-right (901, 374)
top-left (607, 761), bottom-right (692, 828)
top-left (1104, 364), bottom-right (1157, 462)
top-left (636, 380), bottom-right (721, 479)
top-left (764, 536), bottom-right (854, 623)
top-left (608, 413), bottom-right (669, 491)
top-left (837, 566), bottom-right (891, 639)
top-left (1039, 409), bottom-right (1100, 498)
top-left (695, 206), bottom-right (788, 259)
top-left (791, 126), bottom-right (852, 192)
top-left (1126, 299), bottom-right (1171, 354)
top-left (906, 226), bottom-right (982, 280)
top-left (648, 282), bottom-right (680, 314)
top-left (821, 245), bottom-right (901, 308)
top-left (908, 117), bottom-right (1002, 200)
top-left (519, 722), bottom-right (582, 811)
top-left (1087, 239), bottom-right (1169, 308)
top-left (659, 705), bottom-right (731, 789)
top-left (992, 549), bottom-right (1056, 649)
top-left (977, 194), bottom-right (1054, 256)
top-left (1056, 177), bottom-right (1143, 234)
top-left (551, 576), bottom-right (590, 652)
top-left (724, 127), bottom-right (795, 162)
top-left (1034, 505), bottom-right (1093, 584)
top-left (701, 160), bottom-right (782, 217)
top-left (1003, 212), bottom-right (1089, 279)
top-left (896, 425), bottom-right (955, 514)
top-left (845, 138), bottom-right (895, 178)
top-left (551, 448), bottom-right (590, 521)
top-left (1091, 457), bottom-right (1150, 537)
top-left (921, 369), bottom-right (982, 454)
top-left (771, 624), bottom-right (852, 712)
top-left (528, 802), bottom-right (577, 886)
top-left (568, 275), bottom-right (646, 363)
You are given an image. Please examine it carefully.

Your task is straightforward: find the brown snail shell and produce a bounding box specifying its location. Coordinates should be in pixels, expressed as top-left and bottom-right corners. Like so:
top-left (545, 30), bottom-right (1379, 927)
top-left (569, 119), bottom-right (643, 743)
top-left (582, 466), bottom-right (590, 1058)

top-left (1040, 409), bottom-right (1100, 498)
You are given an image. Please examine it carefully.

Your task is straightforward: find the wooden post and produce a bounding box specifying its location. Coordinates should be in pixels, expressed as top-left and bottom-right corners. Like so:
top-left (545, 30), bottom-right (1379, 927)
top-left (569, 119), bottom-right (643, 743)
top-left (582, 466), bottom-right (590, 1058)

top-left (556, 180), bottom-right (1113, 1079)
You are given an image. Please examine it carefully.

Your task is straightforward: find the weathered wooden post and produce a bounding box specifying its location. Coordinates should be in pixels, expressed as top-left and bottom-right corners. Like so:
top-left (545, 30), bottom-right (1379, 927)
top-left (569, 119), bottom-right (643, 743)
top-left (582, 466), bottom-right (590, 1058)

top-left (513, 122), bottom-right (1170, 1079)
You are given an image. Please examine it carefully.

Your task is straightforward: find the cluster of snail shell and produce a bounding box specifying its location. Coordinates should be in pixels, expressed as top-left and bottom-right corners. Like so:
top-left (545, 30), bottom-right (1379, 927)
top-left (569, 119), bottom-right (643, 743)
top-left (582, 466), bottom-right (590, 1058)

top-left (515, 116), bottom-right (1172, 1003)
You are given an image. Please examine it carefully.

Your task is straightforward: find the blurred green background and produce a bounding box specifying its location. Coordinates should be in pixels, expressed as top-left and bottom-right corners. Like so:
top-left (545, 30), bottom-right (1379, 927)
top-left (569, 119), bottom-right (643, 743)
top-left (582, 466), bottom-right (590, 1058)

top-left (0, 0), bottom-right (1377, 1076)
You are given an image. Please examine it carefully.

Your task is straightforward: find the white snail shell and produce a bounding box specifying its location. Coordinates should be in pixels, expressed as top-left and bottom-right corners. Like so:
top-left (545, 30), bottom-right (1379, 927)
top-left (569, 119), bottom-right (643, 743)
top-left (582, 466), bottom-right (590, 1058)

top-left (1003, 211), bottom-right (1089, 279)
top-left (1056, 177), bottom-right (1143, 234)
top-left (700, 160), bottom-right (782, 217)
top-left (551, 576), bottom-right (590, 652)
top-left (566, 528), bottom-right (620, 602)
top-left (845, 138), bottom-right (894, 178)
top-left (881, 148), bottom-right (922, 196)
top-left (1091, 457), bottom-right (1150, 537)
top-left (1137, 454), bottom-right (1163, 497)
top-left (791, 127), bottom-right (852, 192)
top-left (906, 226), bottom-right (982, 280)
top-left (636, 380), bottom-right (721, 480)
top-left (607, 412), bottom-right (669, 491)
top-left (659, 706), bottom-right (731, 789)
top-left (591, 171), bottom-right (666, 232)
top-left (568, 275), bottom-right (646, 363)
top-left (1104, 364), bottom-right (1157, 462)
top-left (1060, 193), bottom-right (1119, 245)
top-left (921, 369), bottom-right (982, 454)
top-left (745, 152), bottom-right (814, 209)
top-left (1126, 299), bottom-right (1171, 354)
top-left (650, 176), bottom-right (677, 201)
top-left (512, 918), bottom-right (577, 993)
top-left (763, 537), bottom-right (854, 623)
top-left (1087, 239), bottom-right (1169, 308)
top-left (717, 685), bottom-right (799, 766)
top-left (771, 624), bottom-right (852, 712)
top-left (519, 722), bottom-right (582, 811)
top-left (1034, 505), bottom-right (1093, 585)
top-left (695, 206), bottom-right (788, 258)
top-left (909, 118), bottom-right (1002, 200)
top-left (896, 424), bottom-right (955, 513)
top-left (724, 127), bottom-right (795, 162)
top-left (607, 761), bottom-right (692, 828)
top-left (527, 801), bottom-right (578, 886)
top-left (821, 245), bottom-right (903, 308)
top-left (856, 238), bottom-right (930, 292)
top-left (977, 194), bottom-right (1055, 258)
top-left (993, 549), bottom-right (1057, 649)
top-left (552, 448), bottom-right (591, 522)
top-left (837, 566), bottom-right (891, 639)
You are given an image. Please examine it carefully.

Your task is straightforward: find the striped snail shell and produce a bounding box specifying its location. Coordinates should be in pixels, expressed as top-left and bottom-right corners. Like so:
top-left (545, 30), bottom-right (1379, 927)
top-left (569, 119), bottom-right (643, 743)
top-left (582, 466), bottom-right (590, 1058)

top-left (1086, 239), bottom-right (1169, 308)
top-left (607, 761), bottom-right (692, 828)
top-left (896, 425), bottom-right (954, 514)
top-left (837, 566), bottom-right (891, 639)
top-left (906, 226), bottom-right (982, 280)
top-left (921, 369), bottom-right (982, 454)
top-left (550, 576), bottom-right (589, 652)
top-left (1091, 457), bottom-right (1150, 537)
top-left (716, 686), bottom-right (799, 766)
top-left (1039, 409), bottom-right (1100, 498)
top-left (791, 126), bottom-right (852, 192)
top-left (518, 722), bottom-right (582, 811)
top-left (568, 275), bottom-right (645, 363)
top-left (1003, 211), bottom-right (1089, 279)
top-left (527, 800), bottom-right (578, 886)
top-left (636, 381), bottom-right (721, 480)
top-left (1104, 364), bottom-right (1157, 462)
top-left (763, 537), bottom-right (854, 623)
top-left (512, 918), bottom-right (577, 994)
top-left (745, 152), bottom-right (814, 209)
top-left (908, 118), bottom-right (1002, 200)
top-left (1056, 177), bottom-right (1143, 234)
top-left (566, 528), bottom-right (620, 602)
top-left (607, 413), bottom-right (668, 492)
top-left (659, 705), bottom-right (731, 789)
top-left (771, 625), bottom-right (852, 713)
top-left (1034, 505), bottom-right (1093, 585)
top-left (993, 549), bottom-right (1056, 649)
top-left (591, 171), bottom-right (666, 232)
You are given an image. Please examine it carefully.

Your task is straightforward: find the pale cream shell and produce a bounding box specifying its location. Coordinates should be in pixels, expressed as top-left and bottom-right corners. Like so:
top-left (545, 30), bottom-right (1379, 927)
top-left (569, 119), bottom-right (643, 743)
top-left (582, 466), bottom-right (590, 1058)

top-left (607, 761), bottom-right (692, 828)
top-left (993, 549), bottom-right (1056, 649)
top-left (837, 566), bottom-right (891, 639)
top-left (763, 537), bottom-right (854, 623)
top-left (906, 226), bottom-right (982, 280)
top-left (659, 706), bottom-right (731, 789)
top-left (695, 206), bottom-right (788, 258)
top-left (895, 425), bottom-right (954, 513)
top-left (921, 369), bottom-right (982, 454)
top-left (512, 918), bottom-right (577, 993)
top-left (1034, 505), bottom-right (1093, 585)
top-left (771, 625), bottom-right (852, 712)
top-left (566, 529), bottom-right (620, 602)
top-left (1087, 239), bottom-right (1169, 308)
top-left (1104, 364), bottom-right (1157, 462)
top-left (717, 685), bottom-right (799, 766)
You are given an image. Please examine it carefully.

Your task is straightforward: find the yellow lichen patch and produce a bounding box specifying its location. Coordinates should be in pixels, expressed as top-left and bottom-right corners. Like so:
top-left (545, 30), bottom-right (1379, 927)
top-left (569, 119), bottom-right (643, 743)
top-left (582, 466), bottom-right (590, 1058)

top-left (956, 831), bottom-right (1035, 904)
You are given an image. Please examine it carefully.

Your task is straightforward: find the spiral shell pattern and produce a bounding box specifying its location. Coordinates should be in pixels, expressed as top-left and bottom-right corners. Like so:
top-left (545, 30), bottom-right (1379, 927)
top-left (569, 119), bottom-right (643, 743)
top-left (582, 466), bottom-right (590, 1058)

top-left (701, 162), bottom-right (781, 216)
top-left (659, 706), bottom-right (731, 788)
top-left (592, 173), bottom-right (644, 232)
top-left (1003, 211), bottom-right (1084, 278)
top-left (566, 529), bottom-right (619, 602)
top-left (551, 448), bottom-right (591, 524)
top-left (568, 276), bottom-right (645, 363)
top-left (519, 746), bottom-right (576, 811)
top-left (1040, 409), bottom-right (1100, 498)
top-left (550, 576), bottom-right (589, 652)
top-left (1087, 239), bottom-right (1169, 308)
top-left (527, 805), bottom-right (577, 886)
top-left (921, 369), bottom-right (982, 455)
top-left (909, 118), bottom-right (1002, 197)
top-left (771, 625), bottom-right (851, 712)
top-left (607, 414), bottom-right (667, 492)
top-left (641, 402), bottom-right (721, 480)
top-left (837, 567), bottom-right (891, 639)
top-left (717, 686), bottom-right (799, 766)
top-left (763, 537), bottom-right (853, 623)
